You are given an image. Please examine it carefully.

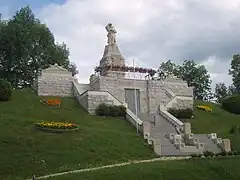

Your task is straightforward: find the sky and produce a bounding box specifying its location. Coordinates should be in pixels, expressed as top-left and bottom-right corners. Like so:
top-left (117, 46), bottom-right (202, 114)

top-left (1, 0), bottom-right (240, 88)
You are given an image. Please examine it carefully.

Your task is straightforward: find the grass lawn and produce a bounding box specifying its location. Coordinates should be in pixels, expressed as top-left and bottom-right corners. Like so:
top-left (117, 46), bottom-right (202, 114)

top-left (186, 100), bottom-right (240, 151)
top-left (0, 89), bottom-right (156, 180)
top-left (47, 157), bottom-right (240, 180)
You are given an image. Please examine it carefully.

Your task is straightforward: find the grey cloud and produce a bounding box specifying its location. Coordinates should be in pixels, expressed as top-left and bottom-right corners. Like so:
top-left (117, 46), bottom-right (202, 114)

top-left (37, 0), bottom-right (240, 86)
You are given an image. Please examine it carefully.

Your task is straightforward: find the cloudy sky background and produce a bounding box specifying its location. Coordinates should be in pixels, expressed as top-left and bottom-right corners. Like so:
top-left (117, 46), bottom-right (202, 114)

top-left (1, 0), bottom-right (240, 88)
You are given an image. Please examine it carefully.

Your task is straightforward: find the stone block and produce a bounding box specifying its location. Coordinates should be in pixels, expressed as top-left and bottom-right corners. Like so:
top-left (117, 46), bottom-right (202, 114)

top-left (143, 122), bottom-right (151, 140)
top-left (153, 139), bottom-right (161, 145)
top-left (213, 138), bottom-right (222, 144)
top-left (208, 133), bottom-right (217, 140)
top-left (168, 133), bottom-right (175, 140)
top-left (174, 138), bottom-right (181, 145)
top-left (184, 133), bottom-right (194, 140)
top-left (220, 139), bottom-right (231, 152)
top-left (183, 123), bottom-right (191, 134)
top-left (147, 138), bottom-right (153, 145)
top-left (197, 143), bottom-right (204, 149)
top-left (176, 143), bottom-right (185, 149)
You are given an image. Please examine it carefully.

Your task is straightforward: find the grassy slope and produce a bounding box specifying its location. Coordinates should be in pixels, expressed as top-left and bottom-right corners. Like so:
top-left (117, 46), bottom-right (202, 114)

top-left (189, 100), bottom-right (240, 151)
top-left (0, 89), bottom-right (155, 180)
top-left (48, 157), bottom-right (240, 180)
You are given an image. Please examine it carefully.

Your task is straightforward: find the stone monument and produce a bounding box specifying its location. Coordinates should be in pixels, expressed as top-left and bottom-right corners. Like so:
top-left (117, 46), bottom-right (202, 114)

top-left (99, 23), bottom-right (125, 77)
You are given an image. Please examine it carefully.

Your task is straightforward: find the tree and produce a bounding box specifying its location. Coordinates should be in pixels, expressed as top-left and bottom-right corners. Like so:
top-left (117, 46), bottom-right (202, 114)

top-left (0, 6), bottom-right (75, 88)
top-left (229, 54), bottom-right (240, 93)
top-left (228, 84), bottom-right (237, 95)
top-left (157, 60), bottom-right (179, 79)
top-left (215, 82), bottom-right (228, 103)
top-left (177, 60), bottom-right (212, 100)
top-left (158, 60), bottom-right (212, 100)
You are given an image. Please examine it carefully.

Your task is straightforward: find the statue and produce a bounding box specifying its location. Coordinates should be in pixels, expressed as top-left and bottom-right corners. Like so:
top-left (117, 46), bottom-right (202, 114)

top-left (105, 23), bottom-right (117, 45)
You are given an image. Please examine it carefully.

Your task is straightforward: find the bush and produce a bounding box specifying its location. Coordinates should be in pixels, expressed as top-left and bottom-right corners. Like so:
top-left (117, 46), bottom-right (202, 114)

top-left (95, 103), bottom-right (126, 118)
top-left (167, 108), bottom-right (193, 119)
top-left (221, 95), bottom-right (240, 115)
top-left (203, 151), bottom-right (215, 157)
top-left (0, 79), bottom-right (12, 101)
top-left (230, 126), bottom-right (240, 134)
top-left (218, 151), bottom-right (228, 156)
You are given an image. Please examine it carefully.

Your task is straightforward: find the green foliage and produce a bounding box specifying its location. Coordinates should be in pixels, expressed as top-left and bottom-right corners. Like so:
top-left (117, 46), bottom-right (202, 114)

top-left (167, 108), bottom-right (193, 119)
top-left (178, 60), bottom-right (212, 100)
top-left (215, 82), bottom-right (228, 103)
top-left (228, 84), bottom-right (237, 95)
top-left (203, 151), bottom-right (215, 157)
top-left (0, 6), bottom-right (78, 88)
top-left (158, 60), bottom-right (212, 100)
top-left (221, 94), bottom-right (240, 115)
top-left (0, 79), bottom-right (12, 101)
top-left (229, 54), bottom-right (240, 93)
top-left (157, 60), bottom-right (179, 79)
top-left (230, 126), bottom-right (240, 134)
top-left (95, 103), bottom-right (126, 117)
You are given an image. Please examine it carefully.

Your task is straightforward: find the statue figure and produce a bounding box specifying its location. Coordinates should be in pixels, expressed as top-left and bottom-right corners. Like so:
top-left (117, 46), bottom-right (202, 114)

top-left (105, 23), bottom-right (117, 45)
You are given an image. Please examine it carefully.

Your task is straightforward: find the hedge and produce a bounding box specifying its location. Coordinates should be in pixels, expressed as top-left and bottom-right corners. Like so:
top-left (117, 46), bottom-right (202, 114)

top-left (167, 108), bottom-right (193, 119)
top-left (221, 94), bottom-right (240, 115)
top-left (0, 79), bottom-right (12, 101)
top-left (95, 103), bottom-right (126, 118)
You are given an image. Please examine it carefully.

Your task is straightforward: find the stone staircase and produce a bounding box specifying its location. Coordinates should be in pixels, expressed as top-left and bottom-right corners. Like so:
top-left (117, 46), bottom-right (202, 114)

top-left (142, 113), bottom-right (226, 156)
top-left (195, 134), bottom-right (222, 153)
top-left (73, 80), bottom-right (230, 157)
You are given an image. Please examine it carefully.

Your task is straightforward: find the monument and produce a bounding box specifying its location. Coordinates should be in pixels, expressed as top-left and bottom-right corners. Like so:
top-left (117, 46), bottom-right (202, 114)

top-left (35, 23), bottom-right (231, 156)
top-left (99, 23), bottom-right (125, 77)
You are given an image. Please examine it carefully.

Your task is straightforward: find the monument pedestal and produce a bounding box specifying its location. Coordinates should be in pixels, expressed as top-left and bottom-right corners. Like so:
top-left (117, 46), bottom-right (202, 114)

top-left (101, 70), bottom-right (125, 78)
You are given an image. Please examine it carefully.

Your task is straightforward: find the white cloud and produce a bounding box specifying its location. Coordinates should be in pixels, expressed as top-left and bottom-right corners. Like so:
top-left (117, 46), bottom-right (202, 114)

top-left (36, 0), bottom-right (240, 86)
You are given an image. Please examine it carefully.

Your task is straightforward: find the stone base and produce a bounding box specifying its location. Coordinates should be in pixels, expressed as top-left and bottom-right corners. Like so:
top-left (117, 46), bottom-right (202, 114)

top-left (101, 70), bottom-right (125, 78)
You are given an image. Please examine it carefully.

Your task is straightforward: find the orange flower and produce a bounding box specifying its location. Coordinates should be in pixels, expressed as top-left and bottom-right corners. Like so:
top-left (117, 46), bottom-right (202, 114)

top-left (45, 99), bottom-right (61, 106)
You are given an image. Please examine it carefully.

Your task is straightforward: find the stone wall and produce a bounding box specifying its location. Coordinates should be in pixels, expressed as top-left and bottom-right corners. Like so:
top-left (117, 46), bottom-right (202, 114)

top-left (166, 97), bottom-right (193, 110)
top-left (73, 84), bottom-right (88, 111)
top-left (147, 80), bottom-right (170, 114)
top-left (98, 76), bottom-right (148, 114)
top-left (37, 64), bottom-right (73, 97)
top-left (38, 73), bottom-right (73, 96)
top-left (164, 77), bottom-right (193, 97)
top-left (88, 91), bottom-right (114, 114)
top-left (89, 77), bottom-right (100, 90)
top-left (77, 82), bottom-right (89, 94)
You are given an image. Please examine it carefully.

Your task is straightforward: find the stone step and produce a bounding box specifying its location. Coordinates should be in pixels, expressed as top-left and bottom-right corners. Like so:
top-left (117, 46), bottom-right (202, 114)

top-left (195, 134), bottom-right (222, 153)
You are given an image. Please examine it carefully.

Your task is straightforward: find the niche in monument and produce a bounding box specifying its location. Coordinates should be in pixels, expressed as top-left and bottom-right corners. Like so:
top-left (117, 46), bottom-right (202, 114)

top-left (125, 88), bottom-right (141, 115)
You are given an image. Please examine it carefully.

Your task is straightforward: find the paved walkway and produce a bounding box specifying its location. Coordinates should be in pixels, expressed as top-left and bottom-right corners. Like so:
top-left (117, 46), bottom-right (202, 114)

top-left (27, 156), bottom-right (190, 180)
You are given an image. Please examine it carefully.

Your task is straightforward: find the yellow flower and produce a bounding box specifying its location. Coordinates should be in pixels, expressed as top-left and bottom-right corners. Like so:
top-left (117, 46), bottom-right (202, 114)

top-left (196, 105), bottom-right (212, 112)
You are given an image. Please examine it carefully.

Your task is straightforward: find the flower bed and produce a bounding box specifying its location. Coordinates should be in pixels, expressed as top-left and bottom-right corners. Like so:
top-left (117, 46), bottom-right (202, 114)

top-left (196, 105), bottom-right (212, 113)
top-left (40, 99), bottom-right (61, 108)
top-left (35, 121), bottom-right (79, 133)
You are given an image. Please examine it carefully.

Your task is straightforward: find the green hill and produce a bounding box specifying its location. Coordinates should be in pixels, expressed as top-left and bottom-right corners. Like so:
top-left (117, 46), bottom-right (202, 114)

top-left (0, 90), bottom-right (240, 180)
top-left (190, 100), bottom-right (240, 151)
top-left (48, 157), bottom-right (240, 180)
top-left (0, 89), bottom-right (155, 180)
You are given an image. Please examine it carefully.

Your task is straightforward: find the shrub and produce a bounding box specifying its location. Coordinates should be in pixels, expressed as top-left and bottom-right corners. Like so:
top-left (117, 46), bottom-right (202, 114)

top-left (95, 103), bottom-right (126, 118)
top-left (191, 154), bottom-right (201, 158)
top-left (167, 108), bottom-right (193, 119)
top-left (230, 126), bottom-right (240, 134)
top-left (203, 151), bottom-right (215, 157)
top-left (0, 79), bottom-right (12, 101)
top-left (218, 151), bottom-right (228, 156)
top-left (221, 95), bottom-right (240, 115)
